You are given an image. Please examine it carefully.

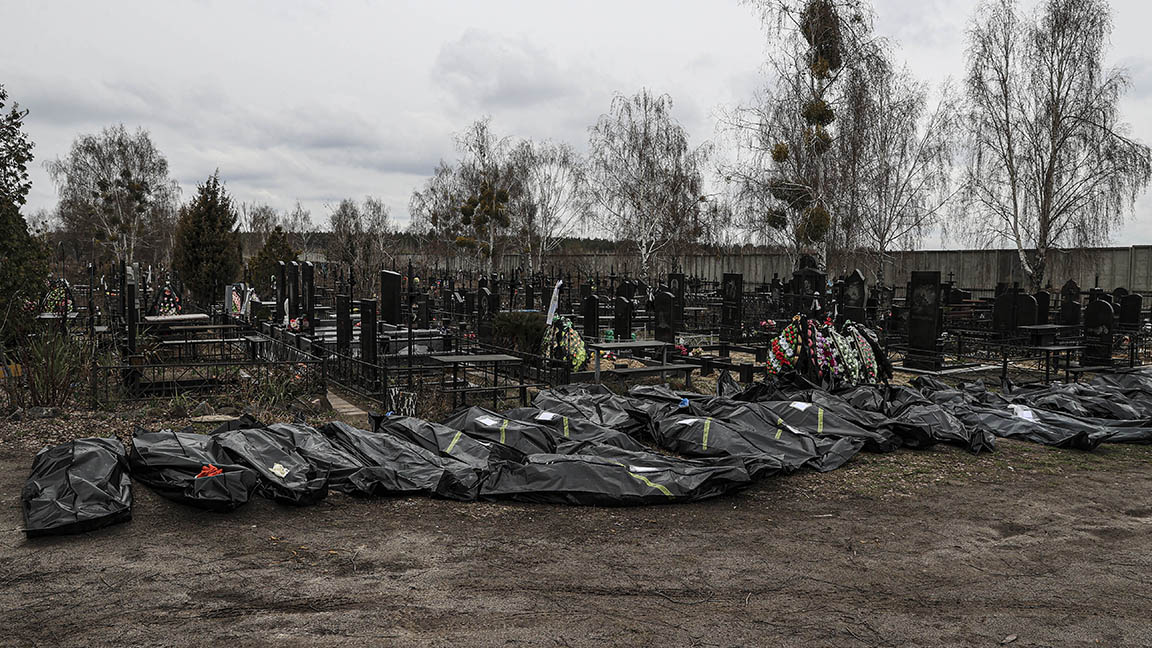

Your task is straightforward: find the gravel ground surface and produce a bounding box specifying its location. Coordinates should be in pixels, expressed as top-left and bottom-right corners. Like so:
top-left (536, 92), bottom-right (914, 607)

top-left (2, 399), bottom-right (1151, 647)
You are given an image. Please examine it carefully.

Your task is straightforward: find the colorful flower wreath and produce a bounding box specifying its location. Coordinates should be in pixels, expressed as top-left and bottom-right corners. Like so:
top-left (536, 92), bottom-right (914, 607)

top-left (848, 324), bottom-right (879, 383)
top-left (768, 319), bottom-right (802, 374)
top-left (541, 316), bottom-right (588, 372)
top-left (156, 286), bottom-right (182, 316)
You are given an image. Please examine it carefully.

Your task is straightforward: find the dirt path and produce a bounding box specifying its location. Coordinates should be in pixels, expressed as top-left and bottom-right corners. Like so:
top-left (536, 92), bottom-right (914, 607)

top-left (2, 440), bottom-right (1151, 648)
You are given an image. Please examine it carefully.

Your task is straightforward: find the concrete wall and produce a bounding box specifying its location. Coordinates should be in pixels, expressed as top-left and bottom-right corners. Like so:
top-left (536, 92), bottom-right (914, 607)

top-left (483, 246), bottom-right (1152, 292)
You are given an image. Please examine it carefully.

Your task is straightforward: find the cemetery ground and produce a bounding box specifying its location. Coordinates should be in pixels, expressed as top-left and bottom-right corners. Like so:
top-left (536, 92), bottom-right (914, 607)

top-left (2, 386), bottom-right (1152, 647)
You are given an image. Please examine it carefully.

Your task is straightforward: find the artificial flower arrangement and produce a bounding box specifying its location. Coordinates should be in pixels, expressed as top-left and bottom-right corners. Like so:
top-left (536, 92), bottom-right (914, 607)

top-left (541, 316), bottom-right (588, 372)
top-left (156, 285), bottom-right (182, 316)
top-left (765, 314), bottom-right (890, 386)
top-left (42, 280), bottom-right (74, 315)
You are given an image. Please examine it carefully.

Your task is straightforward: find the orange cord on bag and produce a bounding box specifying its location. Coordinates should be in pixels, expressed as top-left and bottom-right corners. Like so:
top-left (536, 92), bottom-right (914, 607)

top-left (195, 464), bottom-right (223, 478)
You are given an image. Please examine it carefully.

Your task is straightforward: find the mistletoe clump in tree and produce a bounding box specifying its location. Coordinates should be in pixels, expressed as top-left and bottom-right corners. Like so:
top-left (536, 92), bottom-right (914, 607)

top-left (457, 180), bottom-right (510, 258)
top-left (769, 0), bottom-right (845, 252)
top-left (725, 0), bottom-right (874, 267)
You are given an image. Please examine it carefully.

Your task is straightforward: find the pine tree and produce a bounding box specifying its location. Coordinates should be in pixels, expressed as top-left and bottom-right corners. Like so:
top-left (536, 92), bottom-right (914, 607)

top-left (248, 226), bottom-right (298, 297)
top-left (0, 84), bottom-right (47, 343)
top-left (172, 173), bottom-right (242, 306)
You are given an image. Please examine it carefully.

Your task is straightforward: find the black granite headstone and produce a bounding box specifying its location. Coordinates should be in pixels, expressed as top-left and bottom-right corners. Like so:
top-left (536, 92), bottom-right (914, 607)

top-left (302, 262), bottom-right (315, 325)
top-left (668, 273), bottom-right (685, 330)
top-left (613, 296), bottom-right (633, 341)
top-left (721, 273), bottom-right (743, 342)
top-left (993, 290), bottom-right (1017, 333)
top-left (905, 270), bottom-right (942, 370)
top-left (336, 294), bottom-right (351, 355)
top-left (477, 287), bottom-right (493, 343)
top-left (359, 299), bottom-right (377, 365)
top-left (1015, 293), bottom-right (1038, 327)
top-left (841, 269), bottom-right (866, 324)
top-left (654, 290), bottom-right (675, 343)
top-left (287, 261), bottom-right (300, 319)
top-left (1034, 290), bottom-right (1050, 325)
top-left (275, 261), bottom-right (286, 322)
top-left (1082, 300), bottom-right (1114, 366)
top-left (380, 270), bottom-right (402, 325)
top-left (1119, 293), bottom-right (1143, 328)
top-left (1060, 280), bottom-right (1081, 326)
top-left (583, 293), bottom-right (600, 339)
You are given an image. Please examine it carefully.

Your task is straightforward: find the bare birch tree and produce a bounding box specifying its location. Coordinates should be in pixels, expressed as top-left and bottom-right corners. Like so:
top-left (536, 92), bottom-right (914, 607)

top-left (508, 139), bottom-right (588, 275)
top-left (46, 124), bottom-right (180, 265)
top-left (844, 58), bottom-right (962, 282)
top-left (586, 90), bottom-right (708, 280)
top-left (961, 0), bottom-right (1151, 289)
top-left (408, 160), bottom-right (467, 266)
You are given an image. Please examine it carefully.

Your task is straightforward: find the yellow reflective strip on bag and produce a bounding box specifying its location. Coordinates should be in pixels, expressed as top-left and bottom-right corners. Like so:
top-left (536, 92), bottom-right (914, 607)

top-left (817, 408), bottom-right (824, 435)
top-left (563, 417), bottom-right (569, 438)
top-left (608, 460), bottom-right (673, 497)
top-left (628, 471), bottom-right (673, 498)
top-left (499, 419), bottom-right (509, 444)
top-left (775, 416), bottom-right (783, 440)
top-left (445, 430), bottom-right (463, 453)
top-left (702, 418), bottom-right (712, 450)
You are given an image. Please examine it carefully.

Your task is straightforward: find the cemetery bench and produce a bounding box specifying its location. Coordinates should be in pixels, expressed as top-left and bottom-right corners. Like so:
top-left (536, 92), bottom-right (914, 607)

top-left (143, 313), bottom-right (210, 325)
top-left (432, 353), bottom-right (528, 409)
top-left (1066, 364), bottom-right (1113, 383)
top-left (157, 337), bottom-right (247, 361)
top-left (1029, 344), bottom-right (1086, 383)
top-left (603, 364), bottom-right (694, 389)
top-left (586, 341), bottom-right (671, 384)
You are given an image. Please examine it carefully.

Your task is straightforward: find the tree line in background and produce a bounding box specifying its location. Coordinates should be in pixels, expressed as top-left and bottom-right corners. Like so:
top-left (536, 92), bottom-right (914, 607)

top-left (4, 0), bottom-right (1152, 320)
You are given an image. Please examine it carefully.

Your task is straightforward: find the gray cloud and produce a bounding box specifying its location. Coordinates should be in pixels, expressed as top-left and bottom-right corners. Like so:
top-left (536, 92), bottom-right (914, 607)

top-left (2, 0), bottom-right (1149, 244)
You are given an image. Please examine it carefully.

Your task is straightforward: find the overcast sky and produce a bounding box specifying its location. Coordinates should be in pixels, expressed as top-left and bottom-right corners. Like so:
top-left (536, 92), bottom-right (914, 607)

top-left (4, 0), bottom-right (1151, 248)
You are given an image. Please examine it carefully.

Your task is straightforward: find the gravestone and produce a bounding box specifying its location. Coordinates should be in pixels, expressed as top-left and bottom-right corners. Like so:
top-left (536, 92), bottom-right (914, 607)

top-left (1034, 290), bottom-right (1050, 325)
top-left (668, 273), bottom-right (685, 330)
top-left (477, 287), bottom-right (493, 343)
top-left (415, 295), bottom-right (430, 329)
top-left (654, 289), bottom-right (675, 344)
top-left (618, 280), bottom-right (636, 301)
top-left (613, 296), bottom-right (633, 341)
top-left (336, 294), bottom-right (351, 356)
top-left (380, 270), bottom-right (402, 326)
top-left (1119, 293), bottom-right (1143, 328)
top-left (993, 290), bottom-right (1017, 333)
top-left (721, 273), bottom-right (743, 342)
top-left (1060, 280), bottom-right (1081, 326)
top-left (1114, 287), bottom-right (1130, 302)
top-left (1082, 300), bottom-right (1114, 366)
top-left (583, 293), bottom-right (600, 339)
top-left (359, 299), bottom-right (377, 366)
top-left (946, 285), bottom-right (972, 304)
top-left (1015, 293), bottom-right (1038, 328)
top-left (840, 269), bottom-right (867, 324)
top-left (463, 290), bottom-right (475, 320)
top-left (275, 261), bottom-right (286, 322)
top-left (302, 262), bottom-right (315, 326)
top-left (452, 292), bottom-right (464, 324)
top-left (904, 271), bottom-right (943, 371)
top-left (287, 261), bottom-right (300, 320)
top-left (791, 256), bottom-right (825, 315)
top-left (524, 284), bottom-right (535, 310)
